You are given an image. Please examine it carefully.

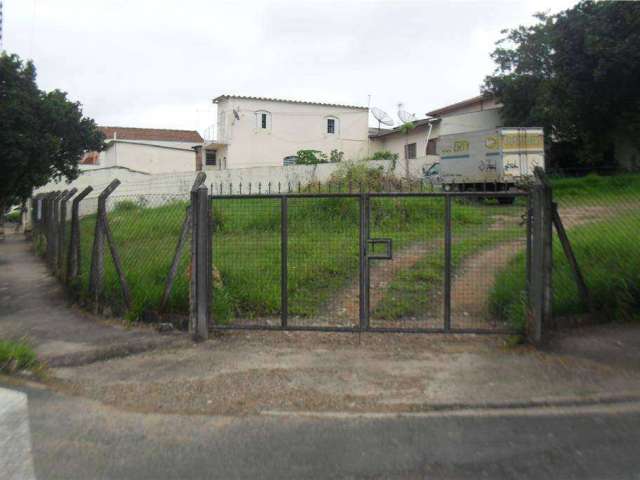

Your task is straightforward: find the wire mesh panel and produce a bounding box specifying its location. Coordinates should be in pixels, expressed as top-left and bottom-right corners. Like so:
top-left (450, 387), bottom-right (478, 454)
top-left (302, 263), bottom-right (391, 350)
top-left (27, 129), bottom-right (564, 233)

top-left (450, 194), bottom-right (528, 331)
top-left (286, 195), bottom-right (360, 328)
top-left (103, 194), bottom-right (191, 319)
top-left (76, 196), bottom-right (99, 300)
top-left (550, 172), bottom-right (640, 322)
top-left (368, 195), bottom-right (445, 330)
top-left (212, 197), bottom-right (282, 327)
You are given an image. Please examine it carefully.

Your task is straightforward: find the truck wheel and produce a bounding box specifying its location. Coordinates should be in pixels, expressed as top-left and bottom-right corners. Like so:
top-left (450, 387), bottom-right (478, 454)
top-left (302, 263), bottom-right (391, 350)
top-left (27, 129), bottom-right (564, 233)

top-left (498, 196), bottom-right (515, 205)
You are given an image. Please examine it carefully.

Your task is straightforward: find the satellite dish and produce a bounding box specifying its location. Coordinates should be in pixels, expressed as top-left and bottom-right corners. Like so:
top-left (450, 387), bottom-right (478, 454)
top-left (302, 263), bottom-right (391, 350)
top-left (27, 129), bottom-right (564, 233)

top-left (397, 102), bottom-right (416, 124)
top-left (371, 107), bottom-right (394, 132)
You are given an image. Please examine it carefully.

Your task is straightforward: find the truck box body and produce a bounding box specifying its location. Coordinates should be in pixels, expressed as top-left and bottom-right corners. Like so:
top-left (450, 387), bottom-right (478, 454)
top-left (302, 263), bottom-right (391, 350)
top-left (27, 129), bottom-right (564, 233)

top-left (436, 127), bottom-right (544, 188)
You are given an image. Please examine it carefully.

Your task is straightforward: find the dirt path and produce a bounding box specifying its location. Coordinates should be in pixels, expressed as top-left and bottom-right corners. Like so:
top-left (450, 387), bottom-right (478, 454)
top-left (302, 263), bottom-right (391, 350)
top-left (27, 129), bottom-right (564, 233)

top-left (326, 202), bottom-right (637, 330)
top-left (327, 239), bottom-right (443, 324)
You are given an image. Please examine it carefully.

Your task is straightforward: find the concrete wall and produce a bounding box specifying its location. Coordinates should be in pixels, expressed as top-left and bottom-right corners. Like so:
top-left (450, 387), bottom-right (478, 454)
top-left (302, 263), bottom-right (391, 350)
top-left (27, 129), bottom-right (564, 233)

top-left (100, 141), bottom-right (196, 174)
top-left (213, 98), bottom-right (370, 169)
top-left (33, 156), bottom-right (437, 211)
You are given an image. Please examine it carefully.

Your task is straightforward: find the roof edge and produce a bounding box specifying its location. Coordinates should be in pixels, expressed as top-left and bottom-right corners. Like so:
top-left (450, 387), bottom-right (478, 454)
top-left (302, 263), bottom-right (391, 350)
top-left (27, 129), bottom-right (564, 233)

top-left (212, 94), bottom-right (368, 110)
top-left (426, 93), bottom-right (495, 117)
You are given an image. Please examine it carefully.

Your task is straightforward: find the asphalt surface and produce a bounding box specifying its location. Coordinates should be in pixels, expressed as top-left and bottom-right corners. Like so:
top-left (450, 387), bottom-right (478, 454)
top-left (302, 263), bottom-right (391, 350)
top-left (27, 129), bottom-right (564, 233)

top-left (3, 381), bottom-right (640, 480)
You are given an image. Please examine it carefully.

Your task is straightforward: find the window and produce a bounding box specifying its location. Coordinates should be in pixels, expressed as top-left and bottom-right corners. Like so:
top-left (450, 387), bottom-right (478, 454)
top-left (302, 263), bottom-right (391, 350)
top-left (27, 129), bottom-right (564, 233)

top-left (255, 110), bottom-right (271, 130)
top-left (283, 156), bottom-right (298, 166)
top-left (325, 116), bottom-right (339, 135)
top-left (205, 150), bottom-right (217, 166)
top-left (426, 139), bottom-right (437, 155)
top-left (405, 143), bottom-right (417, 159)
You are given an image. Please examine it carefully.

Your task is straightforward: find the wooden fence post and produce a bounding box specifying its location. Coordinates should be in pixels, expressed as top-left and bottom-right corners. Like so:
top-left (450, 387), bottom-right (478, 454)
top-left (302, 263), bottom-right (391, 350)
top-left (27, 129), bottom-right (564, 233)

top-left (89, 180), bottom-right (120, 314)
top-left (190, 184), bottom-right (210, 341)
top-left (160, 172), bottom-right (206, 312)
top-left (67, 186), bottom-right (93, 284)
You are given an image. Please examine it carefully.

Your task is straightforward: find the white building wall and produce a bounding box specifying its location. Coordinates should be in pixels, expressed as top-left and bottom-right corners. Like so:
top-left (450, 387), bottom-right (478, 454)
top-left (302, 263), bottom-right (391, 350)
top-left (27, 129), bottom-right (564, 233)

top-left (98, 141), bottom-right (195, 174)
top-left (438, 108), bottom-right (502, 137)
top-left (214, 98), bottom-right (370, 169)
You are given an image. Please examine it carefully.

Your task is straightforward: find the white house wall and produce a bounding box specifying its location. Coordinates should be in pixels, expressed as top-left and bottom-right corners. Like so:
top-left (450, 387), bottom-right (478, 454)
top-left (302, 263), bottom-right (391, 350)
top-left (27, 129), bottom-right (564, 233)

top-left (215, 98), bottom-right (370, 168)
top-left (99, 142), bottom-right (195, 174)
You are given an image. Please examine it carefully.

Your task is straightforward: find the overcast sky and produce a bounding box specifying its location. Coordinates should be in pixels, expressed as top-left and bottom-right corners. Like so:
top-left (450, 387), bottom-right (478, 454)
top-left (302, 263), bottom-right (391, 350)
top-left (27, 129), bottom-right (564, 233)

top-left (4, 0), bottom-right (576, 134)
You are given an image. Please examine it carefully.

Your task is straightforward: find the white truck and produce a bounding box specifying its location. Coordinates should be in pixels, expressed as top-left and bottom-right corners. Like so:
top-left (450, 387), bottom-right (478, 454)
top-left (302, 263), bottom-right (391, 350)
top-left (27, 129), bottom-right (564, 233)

top-left (423, 127), bottom-right (545, 203)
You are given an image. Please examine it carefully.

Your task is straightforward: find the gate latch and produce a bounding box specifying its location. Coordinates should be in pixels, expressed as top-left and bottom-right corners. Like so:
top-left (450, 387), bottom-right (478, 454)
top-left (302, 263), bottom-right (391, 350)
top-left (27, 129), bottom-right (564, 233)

top-left (368, 238), bottom-right (393, 260)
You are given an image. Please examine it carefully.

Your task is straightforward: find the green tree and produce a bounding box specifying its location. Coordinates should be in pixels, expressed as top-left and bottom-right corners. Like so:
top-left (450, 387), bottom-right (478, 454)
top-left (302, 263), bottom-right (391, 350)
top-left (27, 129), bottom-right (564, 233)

top-left (295, 149), bottom-right (328, 165)
top-left (483, 1), bottom-right (640, 168)
top-left (0, 53), bottom-right (104, 209)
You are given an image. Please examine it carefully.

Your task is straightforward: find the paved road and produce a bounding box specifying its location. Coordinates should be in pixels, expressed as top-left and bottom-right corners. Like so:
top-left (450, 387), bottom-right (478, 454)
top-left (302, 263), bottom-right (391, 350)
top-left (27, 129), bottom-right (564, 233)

top-left (4, 381), bottom-right (640, 480)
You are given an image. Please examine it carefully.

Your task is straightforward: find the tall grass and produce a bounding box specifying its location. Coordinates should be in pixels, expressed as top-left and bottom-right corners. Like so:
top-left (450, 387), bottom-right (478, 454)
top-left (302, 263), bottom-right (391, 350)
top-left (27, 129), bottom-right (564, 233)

top-left (489, 211), bottom-right (640, 331)
top-left (74, 195), bottom-right (490, 323)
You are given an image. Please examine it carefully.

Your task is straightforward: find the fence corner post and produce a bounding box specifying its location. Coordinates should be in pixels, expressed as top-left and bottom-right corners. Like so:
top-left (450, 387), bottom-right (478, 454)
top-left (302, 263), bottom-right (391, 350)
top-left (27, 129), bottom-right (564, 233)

top-left (190, 183), bottom-right (210, 341)
top-left (528, 167), bottom-right (553, 344)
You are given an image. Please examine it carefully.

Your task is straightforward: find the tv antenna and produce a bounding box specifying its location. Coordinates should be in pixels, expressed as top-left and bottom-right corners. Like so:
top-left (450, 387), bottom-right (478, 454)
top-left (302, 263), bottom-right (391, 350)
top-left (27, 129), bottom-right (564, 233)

top-left (397, 103), bottom-right (417, 124)
top-left (371, 107), bottom-right (394, 132)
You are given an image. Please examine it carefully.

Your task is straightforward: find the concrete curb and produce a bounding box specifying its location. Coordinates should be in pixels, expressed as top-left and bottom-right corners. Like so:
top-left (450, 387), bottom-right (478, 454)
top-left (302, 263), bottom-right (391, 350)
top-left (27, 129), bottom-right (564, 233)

top-left (41, 335), bottom-right (191, 368)
top-left (262, 392), bottom-right (640, 418)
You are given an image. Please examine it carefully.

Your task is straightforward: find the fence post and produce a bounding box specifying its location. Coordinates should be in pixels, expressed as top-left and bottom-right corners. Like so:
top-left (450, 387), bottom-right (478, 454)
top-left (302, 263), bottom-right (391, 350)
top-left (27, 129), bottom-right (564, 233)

top-left (46, 191), bottom-right (60, 268)
top-left (89, 180), bottom-right (120, 314)
top-left (528, 167), bottom-right (553, 343)
top-left (50, 191), bottom-right (67, 271)
top-left (190, 184), bottom-right (211, 340)
top-left (58, 188), bottom-right (77, 276)
top-left (67, 186), bottom-right (93, 284)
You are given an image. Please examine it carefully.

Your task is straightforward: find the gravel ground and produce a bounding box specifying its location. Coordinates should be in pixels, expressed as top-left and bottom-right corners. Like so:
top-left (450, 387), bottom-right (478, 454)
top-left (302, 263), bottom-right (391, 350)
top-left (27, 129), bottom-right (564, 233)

top-left (50, 325), bottom-right (640, 416)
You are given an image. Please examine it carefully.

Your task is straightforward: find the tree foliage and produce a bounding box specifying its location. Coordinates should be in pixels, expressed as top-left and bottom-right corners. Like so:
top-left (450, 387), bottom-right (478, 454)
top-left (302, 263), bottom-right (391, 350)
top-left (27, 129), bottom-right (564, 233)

top-left (483, 1), bottom-right (640, 168)
top-left (0, 53), bottom-right (104, 207)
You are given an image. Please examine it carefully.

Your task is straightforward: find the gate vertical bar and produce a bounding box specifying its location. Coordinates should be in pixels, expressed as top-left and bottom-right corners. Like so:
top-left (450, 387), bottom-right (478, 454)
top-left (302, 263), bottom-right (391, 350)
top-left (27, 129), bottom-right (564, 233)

top-left (359, 193), bottom-right (369, 330)
top-left (526, 193), bottom-right (532, 292)
top-left (280, 196), bottom-right (288, 327)
top-left (443, 195), bottom-right (452, 331)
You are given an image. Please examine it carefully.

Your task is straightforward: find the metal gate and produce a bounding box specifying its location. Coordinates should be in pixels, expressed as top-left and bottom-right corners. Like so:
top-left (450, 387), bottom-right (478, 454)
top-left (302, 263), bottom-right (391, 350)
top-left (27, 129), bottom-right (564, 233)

top-left (209, 191), bottom-right (530, 334)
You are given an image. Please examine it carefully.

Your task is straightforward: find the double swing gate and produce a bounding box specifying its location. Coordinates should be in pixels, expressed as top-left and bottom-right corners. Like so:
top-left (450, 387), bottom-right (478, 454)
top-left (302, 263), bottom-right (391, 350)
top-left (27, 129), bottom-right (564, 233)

top-left (199, 187), bottom-right (536, 335)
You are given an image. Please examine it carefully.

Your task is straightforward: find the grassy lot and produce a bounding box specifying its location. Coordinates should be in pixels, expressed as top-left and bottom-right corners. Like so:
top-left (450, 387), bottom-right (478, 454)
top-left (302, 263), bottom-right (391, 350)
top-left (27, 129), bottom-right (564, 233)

top-left (0, 339), bottom-right (38, 373)
top-left (489, 173), bottom-right (640, 331)
top-left (68, 172), bottom-right (639, 327)
top-left (73, 195), bottom-right (493, 322)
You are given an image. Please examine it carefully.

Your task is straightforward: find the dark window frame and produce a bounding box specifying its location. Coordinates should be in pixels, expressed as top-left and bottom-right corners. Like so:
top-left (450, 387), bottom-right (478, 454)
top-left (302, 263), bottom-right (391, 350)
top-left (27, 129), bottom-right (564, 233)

top-left (405, 143), bottom-right (417, 159)
top-left (327, 118), bottom-right (336, 134)
top-left (205, 150), bottom-right (217, 166)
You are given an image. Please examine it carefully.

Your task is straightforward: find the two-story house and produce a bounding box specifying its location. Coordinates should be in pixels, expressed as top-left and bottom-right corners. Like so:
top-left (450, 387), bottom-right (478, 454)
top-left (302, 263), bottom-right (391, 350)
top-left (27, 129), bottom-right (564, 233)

top-left (197, 95), bottom-right (370, 170)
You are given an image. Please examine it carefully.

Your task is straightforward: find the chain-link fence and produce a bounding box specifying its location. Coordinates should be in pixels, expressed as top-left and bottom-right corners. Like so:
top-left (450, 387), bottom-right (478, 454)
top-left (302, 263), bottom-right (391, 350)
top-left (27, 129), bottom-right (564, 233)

top-left (490, 168), bottom-right (640, 330)
top-left (28, 168), bottom-right (639, 339)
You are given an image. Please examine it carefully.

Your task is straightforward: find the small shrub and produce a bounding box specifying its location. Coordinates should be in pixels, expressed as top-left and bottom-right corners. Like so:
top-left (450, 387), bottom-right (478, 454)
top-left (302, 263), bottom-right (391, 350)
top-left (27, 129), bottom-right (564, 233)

top-left (0, 340), bottom-right (38, 373)
top-left (5, 209), bottom-right (22, 223)
top-left (371, 150), bottom-right (399, 161)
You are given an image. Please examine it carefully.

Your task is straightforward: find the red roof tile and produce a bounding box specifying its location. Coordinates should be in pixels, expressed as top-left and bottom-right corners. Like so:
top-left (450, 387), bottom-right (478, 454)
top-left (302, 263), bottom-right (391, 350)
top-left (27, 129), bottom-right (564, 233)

top-left (99, 126), bottom-right (203, 143)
